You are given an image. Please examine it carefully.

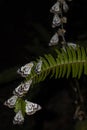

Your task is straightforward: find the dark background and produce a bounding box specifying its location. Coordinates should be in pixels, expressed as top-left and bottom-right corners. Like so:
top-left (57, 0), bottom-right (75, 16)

top-left (0, 0), bottom-right (87, 70)
top-left (0, 0), bottom-right (87, 130)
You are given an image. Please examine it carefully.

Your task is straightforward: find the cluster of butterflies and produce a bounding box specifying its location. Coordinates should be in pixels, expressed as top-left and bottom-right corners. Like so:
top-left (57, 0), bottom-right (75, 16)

top-left (4, 60), bottom-right (42, 124)
top-left (4, 95), bottom-right (41, 124)
top-left (49, 0), bottom-right (72, 46)
top-left (17, 60), bottom-right (42, 77)
top-left (4, 0), bottom-right (74, 125)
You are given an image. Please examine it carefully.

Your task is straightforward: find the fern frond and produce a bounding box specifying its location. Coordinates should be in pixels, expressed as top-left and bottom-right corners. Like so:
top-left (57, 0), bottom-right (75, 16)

top-left (25, 46), bottom-right (87, 87)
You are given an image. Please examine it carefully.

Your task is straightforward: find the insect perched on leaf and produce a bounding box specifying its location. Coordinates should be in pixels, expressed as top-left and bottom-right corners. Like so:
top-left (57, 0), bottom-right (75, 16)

top-left (4, 95), bottom-right (18, 108)
top-left (13, 80), bottom-right (32, 97)
top-left (49, 33), bottom-right (59, 46)
top-left (13, 110), bottom-right (24, 125)
top-left (62, 1), bottom-right (69, 12)
top-left (35, 60), bottom-right (42, 74)
top-left (25, 100), bottom-right (42, 115)
top-left (50, 1), bottom-right (60, 13)
top-left (17, 62), bottom-right (34, 77)
top-left (52, 14), bottom-right (61, 28)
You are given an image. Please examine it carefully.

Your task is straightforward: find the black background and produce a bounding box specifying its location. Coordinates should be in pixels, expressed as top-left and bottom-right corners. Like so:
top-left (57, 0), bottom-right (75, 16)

top-left (0, 0), bottom-right (87, 70)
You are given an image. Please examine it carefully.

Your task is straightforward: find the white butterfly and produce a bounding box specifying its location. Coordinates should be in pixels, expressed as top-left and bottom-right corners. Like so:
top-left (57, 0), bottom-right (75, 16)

top-left (13, 110), bottom-right (24, 125)
top-left (63, 1), bottom-right (69, 12)
top-left (25, 100), bottom-right (42, 115)
top-left (62, 43), bottom-right (77, 52)
top-left (49, 33), bottom-right (59, 46)
top-left (17, 62), bottom-right (34, 77)
top-left (50, 1), bottom-right (60, 13)
top-left (13, 80), bottom-right (32, 97)
top-left (52, 14), bottom-right (61, 28)
top-left (35, 60), bottom-right (42, 74)
top-left (4, 95), bottom-right (18, 108)
top-left (67, 43), bottom-right (77, 49)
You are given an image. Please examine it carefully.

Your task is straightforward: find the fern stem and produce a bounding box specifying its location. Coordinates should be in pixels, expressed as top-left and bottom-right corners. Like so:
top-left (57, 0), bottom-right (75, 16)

top-left (60, 1), bottom-right (67, 45)
top-left (25, 53), bottom-right (87, 87)
top-left (75, 79), bottom-right (84, 104)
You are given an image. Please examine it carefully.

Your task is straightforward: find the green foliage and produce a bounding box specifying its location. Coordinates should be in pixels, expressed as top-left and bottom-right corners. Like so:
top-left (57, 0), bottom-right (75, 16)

top-left (14, 98), bottom-right (26, 116)
top-left (25, 46), bottom-right (87, 87)
top-left (75, 120), bottom-right (87, 130)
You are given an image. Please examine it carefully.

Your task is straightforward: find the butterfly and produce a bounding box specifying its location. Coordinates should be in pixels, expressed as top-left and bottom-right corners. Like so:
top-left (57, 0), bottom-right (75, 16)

top-left (25, 100), bottom-right (42, 115)
top-left (52, 14), bottom-right (61, 28)
top-left (13, 110), bottom-right (24, 125)
top-left (17, 62), bottom-right (34, 77)
top-left (35, 60), bottom-right (42, 74)
top-left (13, 80), bottom-right (32, 97)
top-left (63, 1), bottom-right (69, 12)
top-left (4, 95), bottom-right (18, 108)
top-left (67, 42), bottom-right (77, 48)
top-left (49, 33), bottom-right (59, 46)
top-left (50, 1), bottom-right (60, 13)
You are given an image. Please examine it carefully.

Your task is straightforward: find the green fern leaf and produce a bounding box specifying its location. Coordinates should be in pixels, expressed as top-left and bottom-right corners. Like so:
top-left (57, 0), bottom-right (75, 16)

top-left (24, 46), bottom-right (87, 88)
top-left (77, 47), bottom-right (83, 79)
top-left (61, 49), bottom-right (68, 78)
top-left (83, 47), bottom-right (87, 75)
top-left (66, 47), bottom-right (72, 78)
